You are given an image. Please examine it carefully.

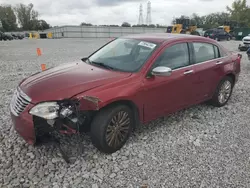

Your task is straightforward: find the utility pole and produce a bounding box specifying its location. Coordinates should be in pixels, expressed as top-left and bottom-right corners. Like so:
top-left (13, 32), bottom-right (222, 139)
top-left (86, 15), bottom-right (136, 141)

top-left (146, 1), bottom-right (152, 25)
top-left (138, 4), bottom-right (143, 25)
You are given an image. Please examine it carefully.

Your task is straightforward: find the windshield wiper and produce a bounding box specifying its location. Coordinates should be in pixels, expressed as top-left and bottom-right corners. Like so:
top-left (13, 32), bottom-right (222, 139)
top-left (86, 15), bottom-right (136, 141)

top-left (90, 61), bottom-right (115, 70)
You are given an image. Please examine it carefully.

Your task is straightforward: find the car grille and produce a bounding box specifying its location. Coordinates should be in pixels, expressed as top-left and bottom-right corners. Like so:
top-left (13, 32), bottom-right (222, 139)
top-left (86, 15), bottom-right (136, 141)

top-left (10, 87), bottom-right (31, 116)
top-left (244, 39), bottom-right (250, 42)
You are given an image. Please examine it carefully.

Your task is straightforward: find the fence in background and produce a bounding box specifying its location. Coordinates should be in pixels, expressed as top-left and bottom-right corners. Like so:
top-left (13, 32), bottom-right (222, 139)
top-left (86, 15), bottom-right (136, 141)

top-left (44, 26), bottom-right (168, 39)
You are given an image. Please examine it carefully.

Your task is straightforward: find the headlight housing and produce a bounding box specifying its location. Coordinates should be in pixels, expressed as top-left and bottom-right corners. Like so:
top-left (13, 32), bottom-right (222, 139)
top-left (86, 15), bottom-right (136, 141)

top-left (29, 102), bottom-right (60, 120)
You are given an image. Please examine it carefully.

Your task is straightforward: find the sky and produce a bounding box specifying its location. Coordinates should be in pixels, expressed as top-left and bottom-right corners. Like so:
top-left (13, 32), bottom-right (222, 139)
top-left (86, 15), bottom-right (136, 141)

top-left (0, 0), bottom-right (248, 26)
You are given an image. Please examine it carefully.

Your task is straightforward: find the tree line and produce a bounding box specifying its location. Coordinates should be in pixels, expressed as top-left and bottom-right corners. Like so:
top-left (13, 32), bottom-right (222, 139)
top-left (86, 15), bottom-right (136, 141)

top-left (175, 0), bottom-right (250, 30)
top-left (0, 3), bottom-right (50, 32)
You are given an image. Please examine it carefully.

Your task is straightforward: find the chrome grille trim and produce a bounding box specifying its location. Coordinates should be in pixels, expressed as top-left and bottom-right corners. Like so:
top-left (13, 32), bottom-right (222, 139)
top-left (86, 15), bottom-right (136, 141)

top-left (10, 87), bottom-right (31, 116)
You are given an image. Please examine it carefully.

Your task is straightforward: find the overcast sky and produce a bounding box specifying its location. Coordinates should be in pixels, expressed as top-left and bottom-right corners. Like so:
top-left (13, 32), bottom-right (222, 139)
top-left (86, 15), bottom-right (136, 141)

top-left (0, 0), bottom-right (249, 26)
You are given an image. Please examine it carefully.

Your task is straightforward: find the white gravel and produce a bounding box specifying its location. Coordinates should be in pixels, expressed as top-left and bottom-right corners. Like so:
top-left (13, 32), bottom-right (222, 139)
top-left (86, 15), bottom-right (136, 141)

top-left (1, 38), bottom-right (250, 188)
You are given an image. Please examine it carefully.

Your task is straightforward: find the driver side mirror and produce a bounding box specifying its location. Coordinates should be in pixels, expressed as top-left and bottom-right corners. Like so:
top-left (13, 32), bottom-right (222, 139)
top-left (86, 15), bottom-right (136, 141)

top-left (152, 66), bottom-right (172, 76)
top-left (81, 57), bottom-right (88, 61)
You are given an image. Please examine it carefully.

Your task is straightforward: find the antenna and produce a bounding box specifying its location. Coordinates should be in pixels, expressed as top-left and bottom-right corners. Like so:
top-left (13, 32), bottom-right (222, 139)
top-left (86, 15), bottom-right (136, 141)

top-left (138, 3), bottom-right (143, 25)
top-left (146, 1), bottom-right (152, 25)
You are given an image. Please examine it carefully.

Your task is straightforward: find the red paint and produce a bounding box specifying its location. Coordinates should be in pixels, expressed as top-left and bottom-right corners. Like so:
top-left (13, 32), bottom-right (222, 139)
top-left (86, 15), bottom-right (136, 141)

top-left (10, 104), bottom-right (36, 145)
top-left (10, 34), bottom-right (241, 144)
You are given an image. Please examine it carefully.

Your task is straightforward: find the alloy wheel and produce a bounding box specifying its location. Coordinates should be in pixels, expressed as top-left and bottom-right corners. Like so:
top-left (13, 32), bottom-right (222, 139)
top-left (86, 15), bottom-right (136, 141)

top-left (105, 111), bottom-right (131, 148)
top-left (218, 80), bottom-right (232, 104)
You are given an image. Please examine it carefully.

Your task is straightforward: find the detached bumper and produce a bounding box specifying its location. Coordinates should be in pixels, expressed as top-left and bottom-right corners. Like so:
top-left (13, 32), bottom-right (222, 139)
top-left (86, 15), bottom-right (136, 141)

top-left (10, 104), bottom-right (36, 145)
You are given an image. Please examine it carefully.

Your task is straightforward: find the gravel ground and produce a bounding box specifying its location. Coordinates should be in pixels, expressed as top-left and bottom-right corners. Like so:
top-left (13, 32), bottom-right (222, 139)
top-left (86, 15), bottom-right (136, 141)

top-left (1, 38), bottom-right (250, 188)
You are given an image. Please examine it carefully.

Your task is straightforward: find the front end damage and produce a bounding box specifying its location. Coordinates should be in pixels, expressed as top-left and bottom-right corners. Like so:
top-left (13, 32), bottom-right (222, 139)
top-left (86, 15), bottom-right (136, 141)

top-left (34, 98), bottom-right (96, 143)
top-left (20, 96), bottom-right (100, 163)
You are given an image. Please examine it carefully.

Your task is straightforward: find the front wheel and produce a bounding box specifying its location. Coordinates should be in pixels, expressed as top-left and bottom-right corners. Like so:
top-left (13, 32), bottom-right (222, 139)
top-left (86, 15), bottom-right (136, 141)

top-left (90, 104), bottom-right (134, 153)
top-left (209, 76), bottom-right (233, 107)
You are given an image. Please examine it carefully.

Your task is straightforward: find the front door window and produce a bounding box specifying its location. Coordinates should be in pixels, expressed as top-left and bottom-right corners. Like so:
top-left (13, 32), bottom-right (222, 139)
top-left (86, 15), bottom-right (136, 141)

top-left (152, 43), bottom-right (190, 70)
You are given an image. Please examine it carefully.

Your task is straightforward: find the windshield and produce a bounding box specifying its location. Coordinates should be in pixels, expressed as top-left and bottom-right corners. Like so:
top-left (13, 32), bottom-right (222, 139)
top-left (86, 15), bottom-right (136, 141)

top-left (87, 38), bottom-right (158, 72)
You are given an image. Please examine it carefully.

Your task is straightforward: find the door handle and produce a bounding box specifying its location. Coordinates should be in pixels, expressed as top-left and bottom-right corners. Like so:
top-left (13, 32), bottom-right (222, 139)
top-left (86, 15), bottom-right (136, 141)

top-left (216, 61), bottom-right (223, 65)
top-left (184, 70), bottom-right (194, 75)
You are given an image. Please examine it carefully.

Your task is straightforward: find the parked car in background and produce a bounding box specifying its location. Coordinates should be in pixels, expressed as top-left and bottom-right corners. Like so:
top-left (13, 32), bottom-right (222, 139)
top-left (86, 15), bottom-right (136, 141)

top-left (204, 28), bottom-right (231, 41)
top-left (11, 33), bottom-right (24, 40)
top-left (247, 47), bottom-right (250, 60)
top-left (0, 31), bottom-right (9, 41)
top-left (238, 34), bottom-right (250, 51)
top-left (17, 34), bottom-right (24, 39)
top-left (11, 33), bottom-right (18, 39)
top-left (8, 34), bottom-right (13, 40)
top-left (10, 33), bottom-right (242, 154)
top-left (0, 31), bottom-right (4, 40)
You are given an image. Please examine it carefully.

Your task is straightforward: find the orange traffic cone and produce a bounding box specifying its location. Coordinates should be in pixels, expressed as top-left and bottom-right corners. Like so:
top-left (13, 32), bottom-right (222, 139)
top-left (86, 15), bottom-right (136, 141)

top-left (41, 64), bottom-right (46, 71)
top-left (37, 48), bottom-right (42, 56)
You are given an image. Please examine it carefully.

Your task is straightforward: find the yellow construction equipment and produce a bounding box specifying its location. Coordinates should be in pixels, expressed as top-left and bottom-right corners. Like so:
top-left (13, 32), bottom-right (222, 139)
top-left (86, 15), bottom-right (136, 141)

top-left (218, 26), bottom-right (231, 33)
top-left (169, 18), bottom-right (200, 35)
top-left (47, 32), bottom-right (53, 39)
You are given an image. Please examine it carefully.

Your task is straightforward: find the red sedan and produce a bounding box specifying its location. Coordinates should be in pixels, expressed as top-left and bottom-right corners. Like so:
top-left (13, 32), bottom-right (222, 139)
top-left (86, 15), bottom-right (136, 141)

top-left (10, 33), bottom-right (242, 154)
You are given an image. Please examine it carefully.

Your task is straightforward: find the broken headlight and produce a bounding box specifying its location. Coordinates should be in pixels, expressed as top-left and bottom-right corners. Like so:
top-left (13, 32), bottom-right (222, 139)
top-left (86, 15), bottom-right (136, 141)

top-left (29, 102), bottom-right (60, 120)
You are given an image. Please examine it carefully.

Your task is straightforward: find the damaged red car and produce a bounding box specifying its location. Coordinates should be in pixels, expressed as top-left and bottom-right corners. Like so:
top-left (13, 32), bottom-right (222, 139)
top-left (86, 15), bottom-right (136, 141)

top-left (10, 33), bottom-right (242, 154)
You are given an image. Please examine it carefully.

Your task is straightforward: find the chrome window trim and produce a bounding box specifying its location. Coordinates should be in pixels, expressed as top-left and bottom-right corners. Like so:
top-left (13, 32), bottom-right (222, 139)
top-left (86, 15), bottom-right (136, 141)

top-left (172, 56), bottom-right (227, 72)
top-left (148, 40), bottom-right (228, 75)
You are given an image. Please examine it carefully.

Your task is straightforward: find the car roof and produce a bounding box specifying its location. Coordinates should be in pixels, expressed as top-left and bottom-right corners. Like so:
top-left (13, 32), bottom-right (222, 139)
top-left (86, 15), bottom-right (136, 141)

top-left (120, 33), bottom-right (208, 44)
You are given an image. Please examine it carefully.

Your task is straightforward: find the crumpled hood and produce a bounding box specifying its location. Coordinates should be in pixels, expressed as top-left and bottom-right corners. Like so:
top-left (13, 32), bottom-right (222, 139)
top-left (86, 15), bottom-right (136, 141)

top-left (19, 60), bottom-right (131, 103)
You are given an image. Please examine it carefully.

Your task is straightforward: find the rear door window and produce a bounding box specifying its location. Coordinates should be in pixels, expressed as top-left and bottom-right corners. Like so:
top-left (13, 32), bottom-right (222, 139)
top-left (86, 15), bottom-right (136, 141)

top-left (193, 42), bottom-right (217, 63)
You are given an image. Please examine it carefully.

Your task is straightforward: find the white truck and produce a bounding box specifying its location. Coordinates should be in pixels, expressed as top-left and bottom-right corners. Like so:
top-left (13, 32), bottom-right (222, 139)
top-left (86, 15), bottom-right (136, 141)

top-left (238, 34), bottom-right (250, 51)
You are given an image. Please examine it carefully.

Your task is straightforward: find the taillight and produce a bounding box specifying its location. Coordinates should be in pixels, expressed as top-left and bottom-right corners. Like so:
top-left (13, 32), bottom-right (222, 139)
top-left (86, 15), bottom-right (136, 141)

top-left (236, 53), bottom-right (242, 64)
top-left (237, 54), bottom-right (242, 61)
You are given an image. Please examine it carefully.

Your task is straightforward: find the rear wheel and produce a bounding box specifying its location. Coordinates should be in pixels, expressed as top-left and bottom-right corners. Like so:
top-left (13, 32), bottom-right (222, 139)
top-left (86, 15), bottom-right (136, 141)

top-left (209, 76), bottom-right (233, 107)
top-left (90, 104), bottom-right (134, 153)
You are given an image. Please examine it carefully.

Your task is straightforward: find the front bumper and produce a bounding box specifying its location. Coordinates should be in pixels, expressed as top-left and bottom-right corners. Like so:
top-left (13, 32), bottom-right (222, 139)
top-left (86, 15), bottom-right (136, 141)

top-left (238, 44), bottom-right (250, 51)
top-left (10, 104), bottom-right (36, 145)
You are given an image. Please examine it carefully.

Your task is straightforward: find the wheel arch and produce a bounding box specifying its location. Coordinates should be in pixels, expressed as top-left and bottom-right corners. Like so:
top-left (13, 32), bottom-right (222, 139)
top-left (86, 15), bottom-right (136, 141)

top-left (100, 99), bottom-right (141, 130)
top-left (225, 73), bottom-right (235, 86)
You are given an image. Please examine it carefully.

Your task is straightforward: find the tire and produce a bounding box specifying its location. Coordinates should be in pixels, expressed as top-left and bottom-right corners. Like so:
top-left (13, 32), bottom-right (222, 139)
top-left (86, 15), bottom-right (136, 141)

top-left (209, 76), bottom-right (234, 107)
top-left (227, 37), bottom-right (230, 41)
top-left (90, 104), bottom-right (134, 153)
